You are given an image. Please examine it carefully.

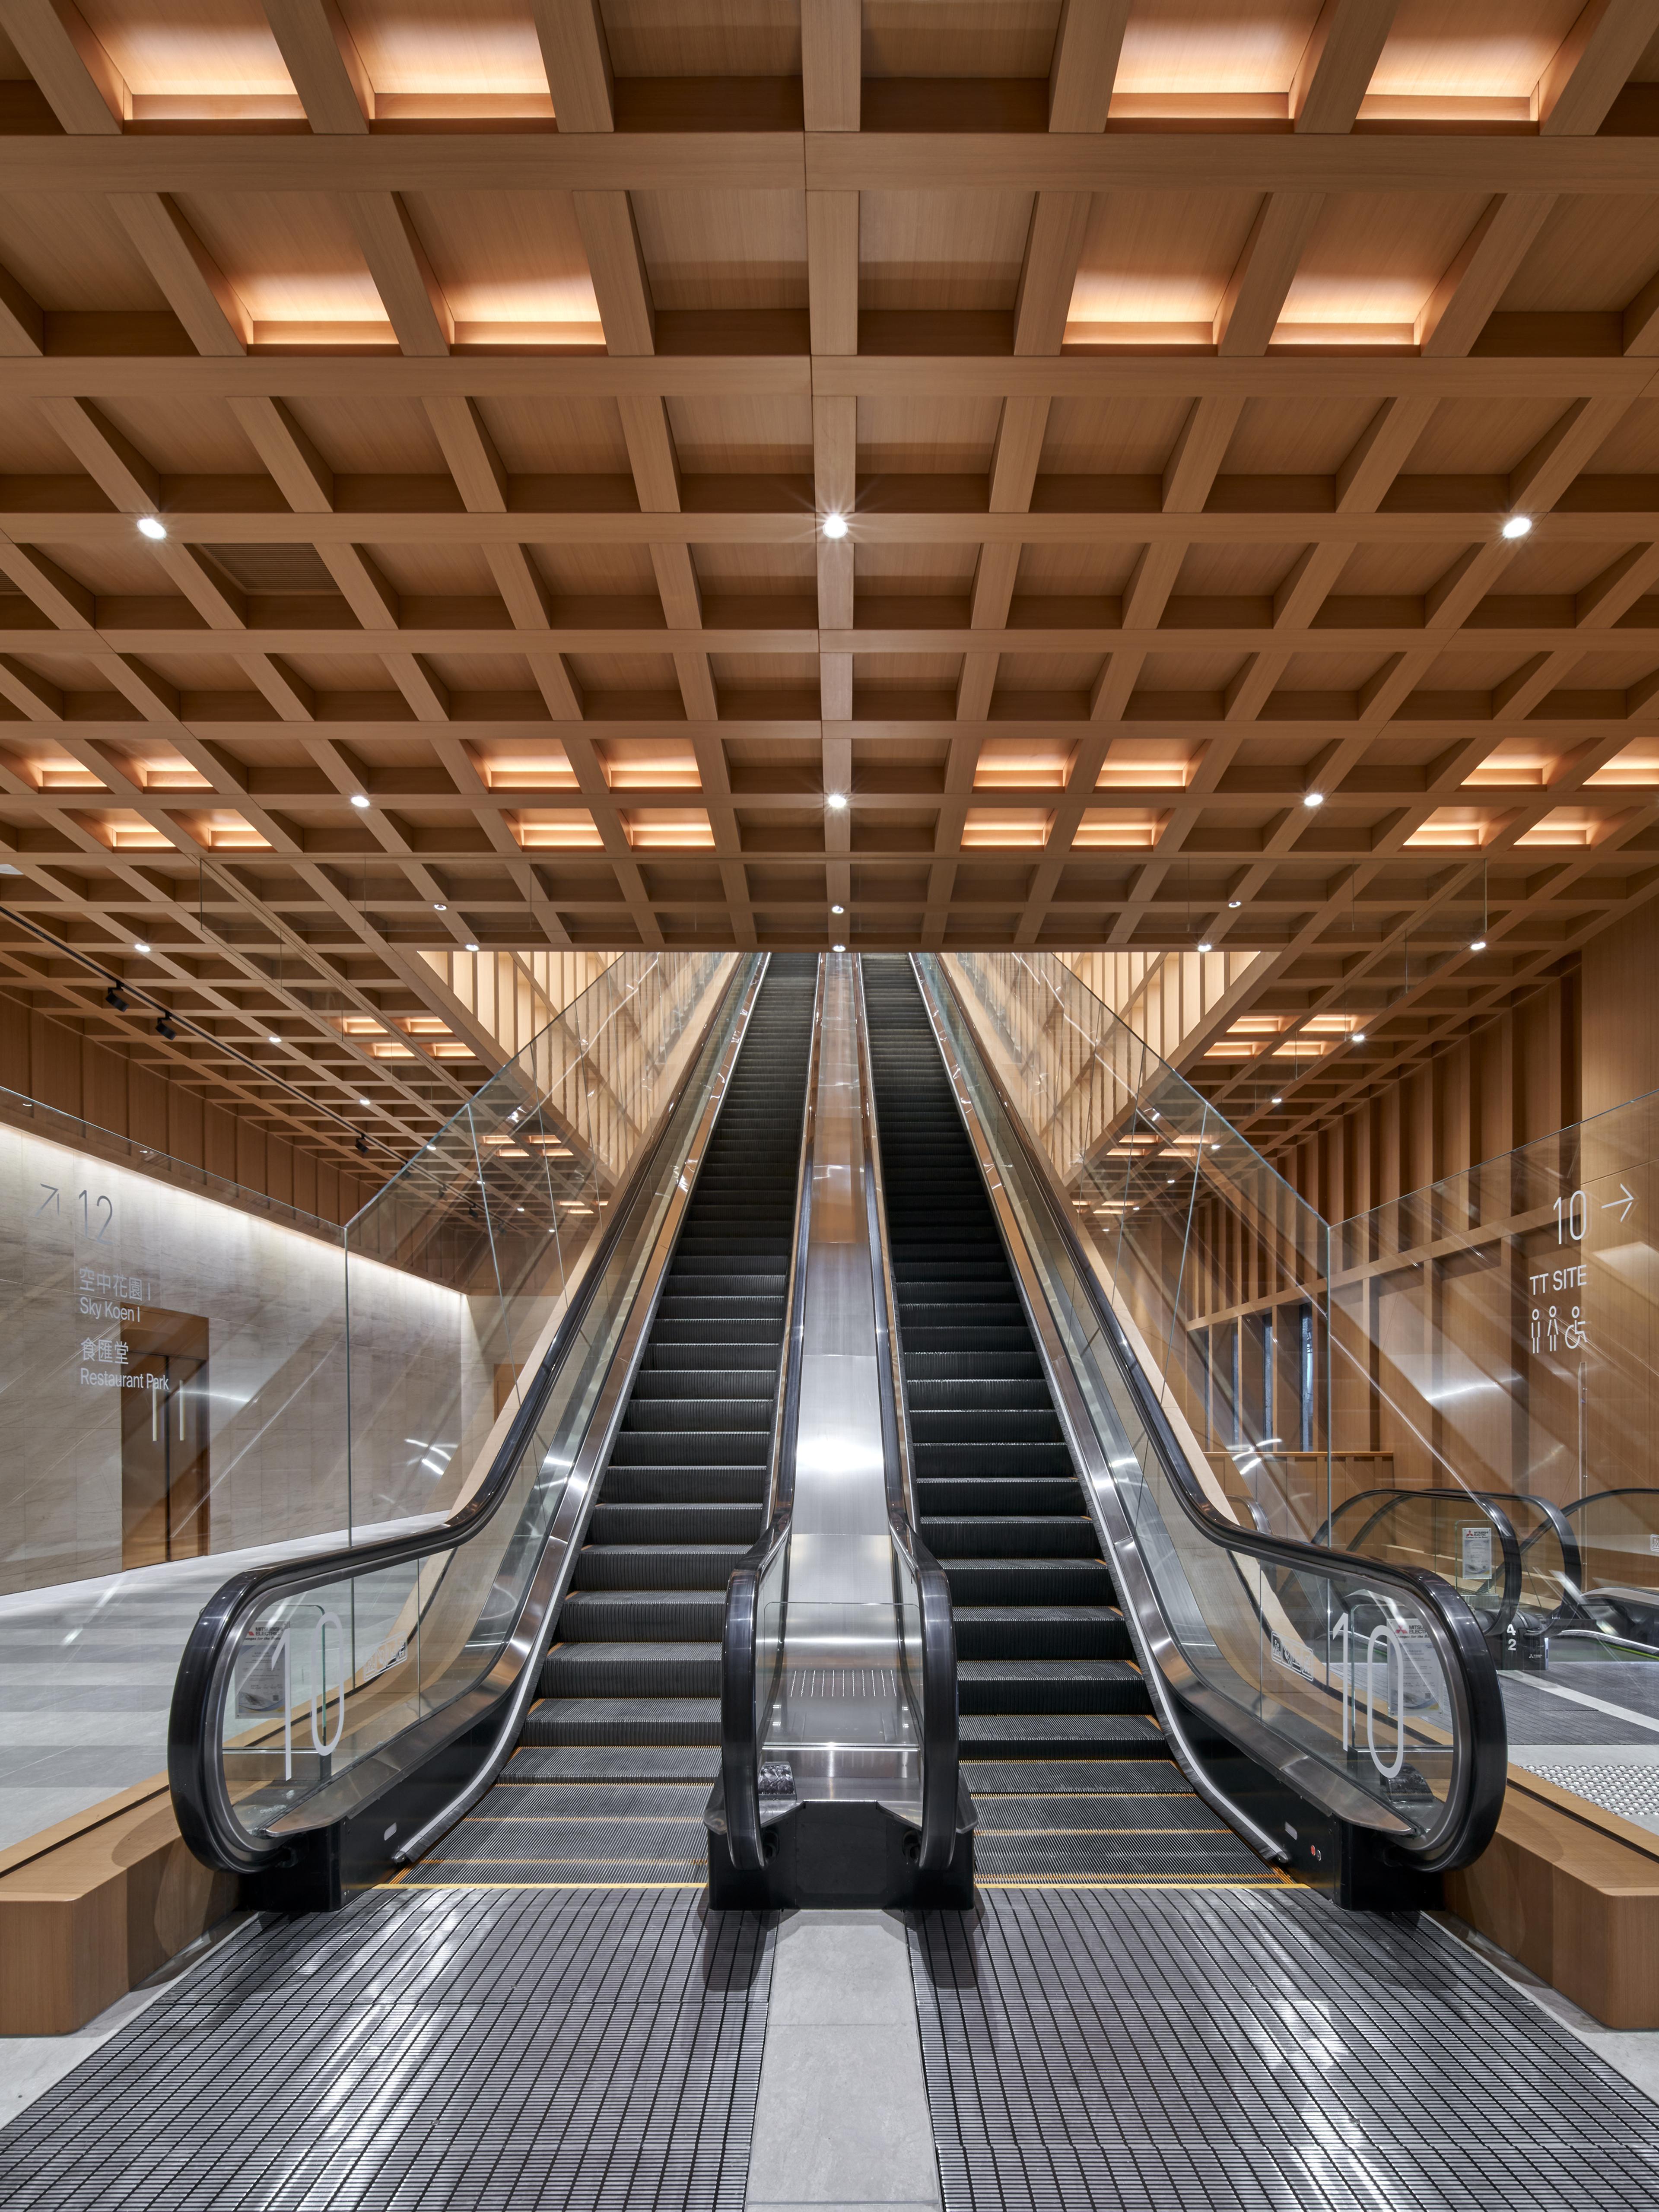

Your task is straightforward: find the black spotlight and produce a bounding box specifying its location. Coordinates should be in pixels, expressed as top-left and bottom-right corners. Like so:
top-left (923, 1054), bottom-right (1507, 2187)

top-left (354, 1133), bottom-right (369, 1156)
top-left (155, 1015), bottom-right (178, 1041)
top-left (105, 986), bottom-right (130, 1012)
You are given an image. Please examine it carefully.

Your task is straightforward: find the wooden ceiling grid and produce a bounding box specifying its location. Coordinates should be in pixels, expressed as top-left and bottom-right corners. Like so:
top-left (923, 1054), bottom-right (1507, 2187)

top-left (0, 0), bottom-right (1654, 1173)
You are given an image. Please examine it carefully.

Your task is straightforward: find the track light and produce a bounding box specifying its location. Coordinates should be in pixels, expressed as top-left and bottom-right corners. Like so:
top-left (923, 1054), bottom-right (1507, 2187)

top-left (1501, 515), bottom-right (1532, 540)
top-left (821, 513), bottom-right (848, 540)
top-left (155, 1016), bottom-right (178, 1040)
top-left (105, 986), bottom-right (129, 1012)
top-left (137, 516), bottom-right (167, 541)
top-left (355, 1134), bottom-right (369, 1156)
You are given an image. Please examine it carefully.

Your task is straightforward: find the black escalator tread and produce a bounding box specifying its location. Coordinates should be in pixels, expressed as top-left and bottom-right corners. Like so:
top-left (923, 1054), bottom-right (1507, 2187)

top-left (963, 1759), bottom-right (1192, 1796)
top-left (863, 950), bottom-right (1280, 1886)
top-left (559, 1592), bottom-right (726, 1641)
top-left (502, 1745), bottom-right (721, 1783)
top-left (959, 1713), bottom-right (1164, 1757)
top-left (519, 1697), bottom-right (723, 1747)
top-left (413, 953), bottom-right (820, 1887)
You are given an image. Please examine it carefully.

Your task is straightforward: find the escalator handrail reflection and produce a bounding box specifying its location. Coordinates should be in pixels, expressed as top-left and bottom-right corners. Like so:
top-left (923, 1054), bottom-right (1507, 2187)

top-left (916, 952), bottom-right (1508, 1873)
top-left (1317, 1487), bottom-right (1526, 1635)
top-left (169, 953), bottom-right (767, 1877)
top-left (853, 951), bottom-right (960, 1873)
top-left (718, 955), bottom-right (825, 1872)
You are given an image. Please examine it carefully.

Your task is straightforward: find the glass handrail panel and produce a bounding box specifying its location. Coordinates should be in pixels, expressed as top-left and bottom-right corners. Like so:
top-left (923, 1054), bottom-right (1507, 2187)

top-left (186, 951), bottom-right (757, 1853)
top-left (918, 953), bottom-right (1497, 1858)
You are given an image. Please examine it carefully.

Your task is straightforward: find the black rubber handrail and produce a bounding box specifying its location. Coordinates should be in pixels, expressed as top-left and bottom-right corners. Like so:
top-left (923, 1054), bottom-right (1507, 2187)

top-left (920, 952), bottom-right (1508, 1875)
top-left (718, 955), bottom-right (826, 1873)
top-left (169, 954), bottom-right (763, 1877)
top-left (853, 951), bottom-right (960, 1872)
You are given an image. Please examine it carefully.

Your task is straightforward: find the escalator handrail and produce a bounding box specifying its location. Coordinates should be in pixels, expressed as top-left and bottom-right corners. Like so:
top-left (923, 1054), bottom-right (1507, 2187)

top-left (1317, 1487), bottom-right (1526, 1634)
top-left (852, 951), bottom-right (960, 1872)
top-left (169, 952), bottom-right (768, 1876)
top-left (718, 954), bottom-right (826, 1871)
top-left (916, 951), bottom-right (1508, 1873)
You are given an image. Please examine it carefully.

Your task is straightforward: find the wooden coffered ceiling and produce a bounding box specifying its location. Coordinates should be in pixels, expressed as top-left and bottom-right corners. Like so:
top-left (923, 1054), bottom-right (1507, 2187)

top-left (1, 0), bottom-right (1659, 1174)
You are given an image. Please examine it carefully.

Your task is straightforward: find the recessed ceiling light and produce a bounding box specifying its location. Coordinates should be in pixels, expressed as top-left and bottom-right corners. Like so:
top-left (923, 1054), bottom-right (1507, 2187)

top-left (349, 793), bottom-right (369, 809)
top-left (1470, 937), bottom-right (1487, 951)
top-left (433, 902), bottom-right (447, 912)
top-left (133, 939), bottom-right (150, 953)
top-left (821, 513), bottom-right (848, 540)
top-left (1302, 791), bottom-right (1324, 808)
top-left (1227, 899), bottom-right (1241, 909)
top-left (465, 941), bottom-right (480, 953)
top-left (1352, 1030), bottom-right (1367, 1042)
top-left (826, 791), bottom-right (848, 811)
top-left (831, 903), bottom-right (845, 914)
top-left (267, 1034), bottom-right (280, 1046)
top-left (137, 517), bottom-right (167, 541)
top-left (1196, 940), bottom-right (1212, 953)
top-left (359, 1096), bottom-right (372, 1107)
top-left (1501, 515), bottom-right (1532, 540)
top-left (1271, 1096), bottom-right (1283, 1106)
top-left (833, 942), bottom-right (845, 952)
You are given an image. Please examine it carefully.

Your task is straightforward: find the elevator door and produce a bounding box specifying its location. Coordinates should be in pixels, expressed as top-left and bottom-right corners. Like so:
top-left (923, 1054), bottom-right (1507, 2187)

top-left (120, 1313), bottom-right (211, 1569)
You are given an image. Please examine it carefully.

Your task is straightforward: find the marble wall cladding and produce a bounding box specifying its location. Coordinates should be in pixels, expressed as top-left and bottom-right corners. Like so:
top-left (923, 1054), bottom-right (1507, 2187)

top-left (0, 1122), bottom-right (487, 1596)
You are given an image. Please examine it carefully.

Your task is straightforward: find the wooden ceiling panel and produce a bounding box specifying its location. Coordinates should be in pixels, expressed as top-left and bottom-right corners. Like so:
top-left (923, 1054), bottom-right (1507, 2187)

top-left (857, 394), bottom-right (1000, 473)
top-left (665, 394), bottom-right (812, 472)
top-left (402, 192), bottom-right (600, 335)
top-left (632, 191), bottom-right (806, 313)
top-left (0, 192), bottom-right (168, 312)
top-left (1116, 0), bottom-right (1323, 96)
top-left (78, 0), bottom-right (296, 96)
top-left (1070, 190), bottom-right (1256, 333)
top-left (858, 190), bottom-right (1035, 312)
top-left (0, 0), bottom-right (1656, 1177)
top-left (601, 0), bottom-right (802, 77)
top-left (1278, 191), bottom-right (1490, 335)
top-left (1370, 1), bottom-right (1584, 101)
top-left (337, 0), bottom-right (546, 96)
top-left (1500, 195), bottom-right (1659, 315)
top-left (860, 2), bottom-right (1060, 79)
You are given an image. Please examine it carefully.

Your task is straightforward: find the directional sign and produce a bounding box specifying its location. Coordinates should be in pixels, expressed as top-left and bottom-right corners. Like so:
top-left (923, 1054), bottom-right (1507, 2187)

top-left (1602, 1182), bottom-right (1636, 1223)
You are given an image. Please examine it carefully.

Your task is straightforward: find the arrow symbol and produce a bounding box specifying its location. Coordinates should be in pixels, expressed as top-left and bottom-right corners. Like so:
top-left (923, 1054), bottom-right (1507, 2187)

top-left (1602, 1182), bottom-right (1636, 1222)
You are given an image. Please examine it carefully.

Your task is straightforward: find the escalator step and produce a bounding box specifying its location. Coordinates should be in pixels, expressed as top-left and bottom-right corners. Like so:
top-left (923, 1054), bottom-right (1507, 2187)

top-left (958, 1659), bottom-right (1150, 1716)
top-left (915, 1477), bottom-right (1083, 1516)
top-left (953, 1606), bottom-right (1131, 1661)
top-left (963, 1759), bottom-right (1186, 1795)
top-left (588, 1502), bottom-right (765, 1544)
top-left (540, 1642), bottom-right (721, 1699)
top-left (941, 1558), bottom-right (1116, 1604)
top-left (922, 1516), bottom-right (1099, 1557)
top-left (571, 1543), bottom-right (747, 1591)
top-left (599, 1467), bottom-right (767, 1507)
top-left (960, 1713), bottom-right (1165, 1758)
top-left (502, 1745), bottom-right (721, 1783)
top-left (559, 1592), bottom-right (727, 1641)
top-left (519, 1697), bottom-right (723, 1747)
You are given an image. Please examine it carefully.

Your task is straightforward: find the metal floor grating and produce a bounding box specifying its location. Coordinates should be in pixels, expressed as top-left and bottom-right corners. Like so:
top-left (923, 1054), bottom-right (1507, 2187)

top-left (909, 1888), bottom-right (1659, 2211)
top-left (0, 1889), bottom-right (772, 2210)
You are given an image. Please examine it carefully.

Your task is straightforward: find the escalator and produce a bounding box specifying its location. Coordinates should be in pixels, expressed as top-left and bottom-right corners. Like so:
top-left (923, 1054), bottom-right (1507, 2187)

top-left (862, 956), bottom-right (1274, 1884)
top-left (400, 955), bottom-right (819, 1887)
top-left (167, 949), bottom-right (821, 1904)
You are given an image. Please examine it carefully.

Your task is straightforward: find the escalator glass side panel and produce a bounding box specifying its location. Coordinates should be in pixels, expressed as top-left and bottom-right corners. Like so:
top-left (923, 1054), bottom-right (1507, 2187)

top-left (170, 952), bottom-right (758, 1874)
top-left (909, 953), bottom-right (1506, 1871)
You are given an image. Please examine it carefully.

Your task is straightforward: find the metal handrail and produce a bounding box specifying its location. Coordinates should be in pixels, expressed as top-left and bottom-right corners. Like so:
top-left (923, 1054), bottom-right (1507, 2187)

top-left (915, 952), bottom-right (1507, 1875)
top-left (852, 951), bottom-right (960, 1872)
top-left (718, 954), bottom-right (826, 1872)
top-left (168, 953), bottom-right (768, 1877)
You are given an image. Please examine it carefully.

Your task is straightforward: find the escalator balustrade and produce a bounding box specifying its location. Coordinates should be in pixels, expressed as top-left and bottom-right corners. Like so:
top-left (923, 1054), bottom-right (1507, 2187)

top-left (400, 955), bottom-right (819, 1887)
top-left (861, 956), bottom-right (1276, 1885)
